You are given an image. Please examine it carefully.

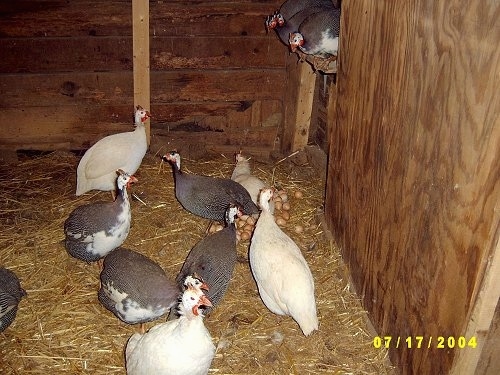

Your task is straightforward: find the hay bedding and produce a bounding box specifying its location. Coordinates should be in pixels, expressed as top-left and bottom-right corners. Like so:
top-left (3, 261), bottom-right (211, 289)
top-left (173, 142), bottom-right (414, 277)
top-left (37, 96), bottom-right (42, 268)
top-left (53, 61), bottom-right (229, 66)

top-left (0, 150), bottom-right (394, 374)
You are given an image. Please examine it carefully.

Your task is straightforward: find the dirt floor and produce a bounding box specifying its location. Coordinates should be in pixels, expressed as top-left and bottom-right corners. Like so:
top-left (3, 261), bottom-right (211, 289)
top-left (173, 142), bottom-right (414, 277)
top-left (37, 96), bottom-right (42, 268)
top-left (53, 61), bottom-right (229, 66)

top-left (0, 150), bottom-right (394, 374)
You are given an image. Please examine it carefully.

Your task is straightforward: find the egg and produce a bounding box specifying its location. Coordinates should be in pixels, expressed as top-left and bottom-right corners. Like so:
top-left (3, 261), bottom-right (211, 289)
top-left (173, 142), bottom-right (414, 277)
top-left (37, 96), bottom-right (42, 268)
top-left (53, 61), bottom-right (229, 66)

top-left (240, 231), bottom-right (251, 241)
top-left (278, 191), bottom-right (288, 202)
top-left (274, 201), bottom-right (283, 211)
top-left (243, 223), bottom-right (254, 233)
top-left (294, 225), bottom-right (304, 234)
top-left (282, 202), bottom-right (290, 211)
top-left (294, 190), bottom-right (303, 199)
top-left (281, 211), bottom-right (290, 220)
top-left (246, 216), bottom-right (256, 225)
top-left (275, 216), bottom-right (286, 226)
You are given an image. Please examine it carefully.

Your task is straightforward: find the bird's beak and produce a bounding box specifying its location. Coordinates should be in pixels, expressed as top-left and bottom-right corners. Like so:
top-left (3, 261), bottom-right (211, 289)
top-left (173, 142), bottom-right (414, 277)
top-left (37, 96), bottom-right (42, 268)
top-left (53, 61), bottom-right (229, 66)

top-left (199, 294), bottom-right (213, 308)
top-left (127, 175), bottom-right (138, 188)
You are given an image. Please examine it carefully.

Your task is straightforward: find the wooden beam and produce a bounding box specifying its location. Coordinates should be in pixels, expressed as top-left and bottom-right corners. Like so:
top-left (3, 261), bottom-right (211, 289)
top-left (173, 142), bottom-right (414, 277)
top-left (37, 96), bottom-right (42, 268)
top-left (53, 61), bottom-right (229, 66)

top-left (450, 234), bottom-right (500, 375)
top-left (282, 55), bottom-right (316, 152)
top-left (132, 0), bottom-right (150, 144)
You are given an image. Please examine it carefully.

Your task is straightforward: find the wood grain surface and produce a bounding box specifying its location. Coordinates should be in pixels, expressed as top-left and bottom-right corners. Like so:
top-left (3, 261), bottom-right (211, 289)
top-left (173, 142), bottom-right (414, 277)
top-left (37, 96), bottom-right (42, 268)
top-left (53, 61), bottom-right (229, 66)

top-left (325, 0), bottom-right (500, 373)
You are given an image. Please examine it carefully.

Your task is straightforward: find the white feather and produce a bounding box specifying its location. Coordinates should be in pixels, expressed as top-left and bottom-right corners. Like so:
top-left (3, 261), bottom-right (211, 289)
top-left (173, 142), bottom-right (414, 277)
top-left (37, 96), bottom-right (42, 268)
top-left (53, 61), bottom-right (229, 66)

top-left (249, 188), bottom-right (318, 336)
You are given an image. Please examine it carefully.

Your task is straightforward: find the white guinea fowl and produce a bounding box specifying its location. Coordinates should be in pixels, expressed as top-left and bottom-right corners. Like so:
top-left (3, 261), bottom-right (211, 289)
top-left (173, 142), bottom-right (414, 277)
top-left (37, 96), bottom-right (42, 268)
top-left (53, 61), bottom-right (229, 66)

top-left (125, 280), bottom-right (215, 375)
top-left (249, 188), bottom-right (318, 336)
top-left (76, 105), bottom-right (150, 196)
top-left (231, 152), bottom-right (274, 213)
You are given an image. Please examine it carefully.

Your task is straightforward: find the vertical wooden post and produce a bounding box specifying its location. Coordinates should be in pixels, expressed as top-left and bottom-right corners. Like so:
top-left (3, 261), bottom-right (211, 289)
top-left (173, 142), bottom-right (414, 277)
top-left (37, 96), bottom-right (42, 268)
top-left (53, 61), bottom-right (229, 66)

top-left (132, 0), bottom-right (150, 145)
top-left (282, 55), bottom-right (316, 152)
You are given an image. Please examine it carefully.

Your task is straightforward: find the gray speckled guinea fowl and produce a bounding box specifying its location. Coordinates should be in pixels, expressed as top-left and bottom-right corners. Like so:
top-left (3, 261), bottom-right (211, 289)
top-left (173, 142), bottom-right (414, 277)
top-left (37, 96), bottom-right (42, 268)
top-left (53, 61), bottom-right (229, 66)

top-left (162, 151), bottom-right (259, 222)
top-left (0, 267), bottom-right (27, 333)
top-left (64, 169), bottom-right (137, 262)
top-left (98, 248), bottom-right (180, 324)
top-left (270, 4), bottom-right (334, 46)
top-left (289, 7), bottom-right (341, 58)
top-left (265, 0), bottom-right (334, 34)
top-left (170, 205), bottom-right (239, 319)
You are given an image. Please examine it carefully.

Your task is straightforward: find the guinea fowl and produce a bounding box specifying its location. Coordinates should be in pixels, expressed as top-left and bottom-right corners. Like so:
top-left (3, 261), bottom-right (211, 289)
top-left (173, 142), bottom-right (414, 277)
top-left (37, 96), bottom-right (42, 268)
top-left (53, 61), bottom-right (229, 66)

top-left (98, 248), bottom-right (181, 326)
top-left (76, 105), bottom-right (150, 196)
top-left (249, 188), bottom-right (318, 336)
top-left (0, 267), bottom-right (27, 333)
top-left (64, 170), bottom-right (137, 262)
top-left (125, 279), bottom-right (215, 375)
top-left (161, 151), bottom-right (259, 222)
top-left (267, 0), bottom-right (333, 27)
top-left (266, 0), bottom-right (334, 46)
top-left (289, 7), bottom-right (341, 58)
top-left (231, 152), bottom-right (274, 213)
top-left (171, 205), bottom-right (239, 318)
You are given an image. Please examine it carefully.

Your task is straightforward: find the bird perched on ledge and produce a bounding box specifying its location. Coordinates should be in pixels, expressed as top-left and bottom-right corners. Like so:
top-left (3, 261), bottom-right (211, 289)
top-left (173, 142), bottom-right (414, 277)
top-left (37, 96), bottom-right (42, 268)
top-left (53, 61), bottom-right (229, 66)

top-left (289, 7), bottom-right (341, 59)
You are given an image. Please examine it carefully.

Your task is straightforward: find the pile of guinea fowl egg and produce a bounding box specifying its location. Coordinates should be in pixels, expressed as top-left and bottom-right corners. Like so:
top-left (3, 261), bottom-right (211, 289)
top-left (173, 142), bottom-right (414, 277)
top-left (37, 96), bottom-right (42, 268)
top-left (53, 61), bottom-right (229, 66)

top-left (208, 188), bottom-right (304, 241)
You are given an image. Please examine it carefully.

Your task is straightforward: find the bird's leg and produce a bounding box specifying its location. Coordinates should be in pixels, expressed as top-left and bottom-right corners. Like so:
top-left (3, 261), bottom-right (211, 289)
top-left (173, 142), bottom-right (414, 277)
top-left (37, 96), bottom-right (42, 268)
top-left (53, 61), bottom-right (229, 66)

top-left (139, 323), bottom-right (145, 334)
top-left (111, 189), bottom-right (117, 201)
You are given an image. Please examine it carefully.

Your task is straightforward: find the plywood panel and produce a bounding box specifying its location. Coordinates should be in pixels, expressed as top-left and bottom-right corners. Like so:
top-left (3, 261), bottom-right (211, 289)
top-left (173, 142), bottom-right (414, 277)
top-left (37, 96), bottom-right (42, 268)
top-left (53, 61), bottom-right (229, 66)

top-left (325, 0), bottom-right (500, 373)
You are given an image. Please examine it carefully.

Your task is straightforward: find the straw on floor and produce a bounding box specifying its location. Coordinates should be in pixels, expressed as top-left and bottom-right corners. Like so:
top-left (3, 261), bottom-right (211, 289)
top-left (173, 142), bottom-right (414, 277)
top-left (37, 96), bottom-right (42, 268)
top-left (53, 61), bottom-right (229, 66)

top-left (0, 150), bottom-right (394, 374)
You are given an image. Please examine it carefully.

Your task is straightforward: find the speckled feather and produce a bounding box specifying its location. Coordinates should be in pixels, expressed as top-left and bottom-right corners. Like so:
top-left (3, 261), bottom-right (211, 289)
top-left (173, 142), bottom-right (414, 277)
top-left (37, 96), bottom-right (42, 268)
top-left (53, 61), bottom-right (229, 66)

top-left (274, 5), bottom-right (334, 46)
top-left (64, 172), bottom-right (134, 262)
top-left (98, 248), bottom-right (180, 324)
top-left (175, 206), bottom-right (238, 314)
top-left (276, 0), bottom-right (333, 20)
top-left (292, 8), bottom-right (341, 57)
top-left (0, 268), bottom-right (26, 333)
top-left (164, 152), bottom-right (259, 222)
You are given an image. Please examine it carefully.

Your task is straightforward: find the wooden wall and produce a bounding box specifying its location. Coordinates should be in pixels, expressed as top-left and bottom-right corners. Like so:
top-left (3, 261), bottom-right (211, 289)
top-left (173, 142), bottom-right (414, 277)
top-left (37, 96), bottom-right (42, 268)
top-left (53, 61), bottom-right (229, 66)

top-left (0, 0), bottom-right (286, 158)
top-left (326, 0), bottom-right (500, 374)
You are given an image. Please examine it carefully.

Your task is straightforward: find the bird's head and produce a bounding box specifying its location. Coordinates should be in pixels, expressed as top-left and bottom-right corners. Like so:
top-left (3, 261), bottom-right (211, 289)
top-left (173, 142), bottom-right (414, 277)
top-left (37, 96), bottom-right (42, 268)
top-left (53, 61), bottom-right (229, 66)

top-left (116, 169), bottom-right (138, 190)
top-left (182, 284), bottom-right (212, 317)
top-left (161, 151), bottom-right (181, 169)
top-left (134, 105), bottom-right (151, 126)
top-left (184, 273), bottom-right (209, 292)
top-left (265, 12), bottom-right (284, 31)
top-left (289, 32), bottom-right (304, 52)
top-left (258, 187), bottom-right (275, 210)
top-left (226, 204), bottom-right (242, 225)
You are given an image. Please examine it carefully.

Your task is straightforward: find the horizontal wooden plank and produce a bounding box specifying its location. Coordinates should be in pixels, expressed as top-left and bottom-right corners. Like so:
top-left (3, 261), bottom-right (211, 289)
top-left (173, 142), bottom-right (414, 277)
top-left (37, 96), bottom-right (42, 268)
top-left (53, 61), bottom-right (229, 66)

top-left (0, 70), bottom-right (286, 107)
top-left (0, 35), bottom-right (286, 73)
top-left (151, 127), bottom-right (279, 157)
top-left (0, 99), bottom-right (282, 149)
top-left (0, 1), bottom-right (281, 37)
